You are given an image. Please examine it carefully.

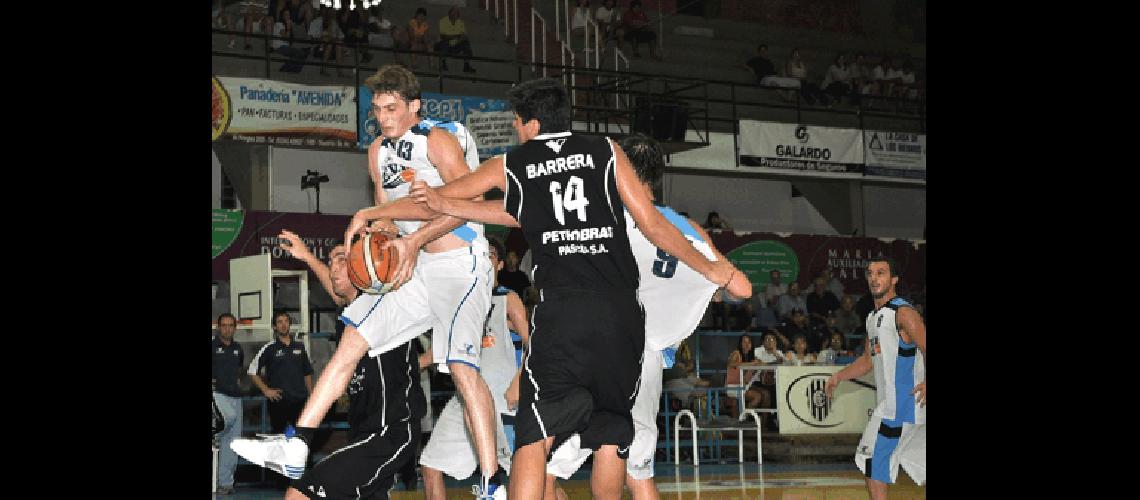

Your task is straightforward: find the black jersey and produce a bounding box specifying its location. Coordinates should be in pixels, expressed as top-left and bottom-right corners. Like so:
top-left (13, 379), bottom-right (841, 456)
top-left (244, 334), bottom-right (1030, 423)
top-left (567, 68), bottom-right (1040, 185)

top-left (347, 340), bottom-right (426, 437)
top-left (502, 132), bottom-right (639, 291)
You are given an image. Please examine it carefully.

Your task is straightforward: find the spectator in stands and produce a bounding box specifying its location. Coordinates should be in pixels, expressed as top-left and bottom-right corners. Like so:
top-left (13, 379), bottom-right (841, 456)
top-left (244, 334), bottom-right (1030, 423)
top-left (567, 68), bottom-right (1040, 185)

top-left (704, 211), bottom-right (732, 231)
top-left (435, 6), bottom-right (477, 73)
top-left (595, 0), bottom-right (622, 46)
top-left (896, 60), bottom-right (918, 99)
top-left (270, 19), bottom-right (310, 73)
top-left (620, 0), bottom-right (661, 60)
top-left (885, 57), bottom-right (906, 97)
top-left (214, 0), bottom-right (237, 49)
top-left (497, 249), bottom-right (532, 297)
top-left (821, 266), bottom-right (845, 299)
top-left (570, 0), bottom-right (593, 49)
top-left (816, 330), bottom-right (849, 365)
top-left (807, 276), bottom-right (840, 328)
top-left (784, 334), bottom-right (817, 365)
top-left (662, 342), bottom-right (710, 409)
top-left (765, 269), bottom-right (787, 305)
top-left (711, 288), bottom-right (753, 331)
top-left (777, 281), bottom-right (807, 322)
top-left (777, 308), bottom-right (818, 351)
top-left (753, 293), bottom-right (781, 332)
top-left (239, 0), bottom-right (274, 50)
top-left (407, 7), bottom-right (433, 69)
top-left (866, 55), bottom-right (893, 97)
top-left (277, 0), bottom-right (312, 41)
top-left (785, 48), bottom-right (830, 107)
top-left (752, 332), bottom-right (783, 426)
top-left (310, 6), bottom-right (346, 76)
top-left (848, 52), bottom-right (870, 105)
top-left (822, 53), bottom-right (851, 105)
top-left (340, 5), bottom-right (373, 63)
top-left (744, 44), bottom-right (779, 85)
top-left (833, 294), bottom-right (861, 336)
top-left (724, 334), bottom-right (765, 417)
top-left (367, 5), bottom-right (395, 51)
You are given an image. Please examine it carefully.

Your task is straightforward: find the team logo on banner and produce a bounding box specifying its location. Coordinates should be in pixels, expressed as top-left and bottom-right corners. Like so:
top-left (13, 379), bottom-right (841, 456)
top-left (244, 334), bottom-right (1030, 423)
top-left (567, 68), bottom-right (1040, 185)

top-left (785, 372), bottom-right (841, 427)
top-left (212, 76), bottom-right (232, 141)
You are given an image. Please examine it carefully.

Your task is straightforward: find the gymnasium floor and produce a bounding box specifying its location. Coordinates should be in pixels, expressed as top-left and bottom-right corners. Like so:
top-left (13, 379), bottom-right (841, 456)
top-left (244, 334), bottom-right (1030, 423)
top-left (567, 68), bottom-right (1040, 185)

top-left (219, 462), bottom-right (926, 499)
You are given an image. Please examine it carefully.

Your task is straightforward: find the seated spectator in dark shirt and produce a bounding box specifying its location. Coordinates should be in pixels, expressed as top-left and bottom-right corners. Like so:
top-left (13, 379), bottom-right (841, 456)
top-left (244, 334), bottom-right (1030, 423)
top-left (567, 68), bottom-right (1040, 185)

top-left (753, 293), bottom-right (781, 331)
top-left (744, 43), bottom-right (778, 84)
top-left (434, 6), bottom-right (476, 72)
top-left (777, 309), bottom-right (825, 352)
top-left (806, 276), bottom-right (840, 327)
top-left (497, 250), bottom-right (531, 297)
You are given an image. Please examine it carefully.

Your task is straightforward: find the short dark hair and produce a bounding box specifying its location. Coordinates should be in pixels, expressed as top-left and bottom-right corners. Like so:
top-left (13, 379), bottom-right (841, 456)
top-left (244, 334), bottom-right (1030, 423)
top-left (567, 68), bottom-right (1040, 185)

top-left (366, 64), bottom-right (421, 103)
top-left (415, 7), bottom-right (427, 16)
top-left (272, 310), bottom-right (292, 325)
top-left (507, 78), bottom-right (572, 134)
top-left (217, 313), bottom-right (237, 326)
top-left (758, 43), bottom-right (768, 51)
top-left (866, 256), bottom-right (900, 277)
top-left (487, 236), bottom-right (506, 261)
top-left (620, 133), bottom-right (664, 191)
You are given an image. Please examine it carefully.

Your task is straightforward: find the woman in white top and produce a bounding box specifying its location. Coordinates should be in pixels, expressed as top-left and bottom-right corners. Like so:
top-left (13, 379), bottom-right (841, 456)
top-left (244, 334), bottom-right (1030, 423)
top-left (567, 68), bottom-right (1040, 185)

top-left (595, 0), bottom-right (621, 42)
top-left (751, 332), bottom-right (783, 427)
top-left (785, 48), bottom-right (830, 107)
top-left (822, 53), bottom-right (851, 105)
top-left (784, 334), bottom-right (817, 365)
top-left (570, 0), bottom-right (593, 49)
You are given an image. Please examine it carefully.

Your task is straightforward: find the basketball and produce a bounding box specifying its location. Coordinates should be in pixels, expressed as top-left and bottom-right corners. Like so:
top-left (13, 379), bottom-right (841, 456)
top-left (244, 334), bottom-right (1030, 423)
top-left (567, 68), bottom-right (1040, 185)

top-left (348, 232), bottom-right (400, 295)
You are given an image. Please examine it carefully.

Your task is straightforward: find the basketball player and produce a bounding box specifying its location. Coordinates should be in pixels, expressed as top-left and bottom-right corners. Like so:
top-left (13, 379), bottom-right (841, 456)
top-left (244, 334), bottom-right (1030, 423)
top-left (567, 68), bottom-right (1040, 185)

top-left (345, 64), bottom-right (506, 499)
top-left (232, 239), bottom-right (429, 499)
top-left (542, 133), bottom-right (749, 499)
top-left (350, 78), bottom-right (750, 500)
top-left (419, 236), bottom-right (530, 499)
top-left (826, 257), bottom-right (926, 499)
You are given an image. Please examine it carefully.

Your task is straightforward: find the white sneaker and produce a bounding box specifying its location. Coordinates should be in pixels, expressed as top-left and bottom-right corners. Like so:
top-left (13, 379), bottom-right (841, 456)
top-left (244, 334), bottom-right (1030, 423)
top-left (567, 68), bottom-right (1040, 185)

top-left (470, 483), bottom-right (507, 500)
top-left (230, 434), bottom-right (308, 479)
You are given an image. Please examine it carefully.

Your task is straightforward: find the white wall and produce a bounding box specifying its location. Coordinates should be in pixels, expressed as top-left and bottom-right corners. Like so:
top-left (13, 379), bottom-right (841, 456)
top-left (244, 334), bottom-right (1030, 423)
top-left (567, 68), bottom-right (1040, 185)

top-left (270, 147), bottom-right (373, 215)
top-left (663, 173), bottom-right (838, 235)
top-left (862, 184), bottom-right (926, 239)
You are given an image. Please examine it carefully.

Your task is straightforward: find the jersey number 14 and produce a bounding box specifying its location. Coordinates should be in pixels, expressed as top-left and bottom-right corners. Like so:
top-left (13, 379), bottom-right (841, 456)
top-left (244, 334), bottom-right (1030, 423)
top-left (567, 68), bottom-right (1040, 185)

top-left (549, 176), bottom-right (590, 225)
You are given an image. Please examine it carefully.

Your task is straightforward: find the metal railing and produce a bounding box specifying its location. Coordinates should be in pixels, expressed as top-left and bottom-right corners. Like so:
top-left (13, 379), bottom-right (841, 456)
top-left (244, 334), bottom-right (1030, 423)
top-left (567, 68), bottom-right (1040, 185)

top-left (531, 8), bottom-right (549, 78)
top-left (212, 27), bottom-right (925, 161)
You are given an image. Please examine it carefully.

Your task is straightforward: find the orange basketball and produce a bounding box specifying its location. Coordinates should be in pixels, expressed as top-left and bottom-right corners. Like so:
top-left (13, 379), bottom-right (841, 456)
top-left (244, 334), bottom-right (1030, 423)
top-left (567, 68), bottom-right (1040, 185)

top-left (348, 233), bottom-right (400, 295)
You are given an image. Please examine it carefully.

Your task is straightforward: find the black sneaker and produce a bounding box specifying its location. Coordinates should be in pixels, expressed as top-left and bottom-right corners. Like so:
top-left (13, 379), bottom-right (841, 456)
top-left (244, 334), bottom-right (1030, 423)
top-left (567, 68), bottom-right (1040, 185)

top-left (462, 65), bottom-right (476, 73)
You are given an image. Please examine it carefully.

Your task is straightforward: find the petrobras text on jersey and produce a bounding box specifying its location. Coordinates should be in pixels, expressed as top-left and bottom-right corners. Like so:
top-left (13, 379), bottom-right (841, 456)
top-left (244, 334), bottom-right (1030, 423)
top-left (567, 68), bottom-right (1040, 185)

top-left (526, 154), bottom-right (597, 179)
top-left (542, 226), bottom-right (615, 245)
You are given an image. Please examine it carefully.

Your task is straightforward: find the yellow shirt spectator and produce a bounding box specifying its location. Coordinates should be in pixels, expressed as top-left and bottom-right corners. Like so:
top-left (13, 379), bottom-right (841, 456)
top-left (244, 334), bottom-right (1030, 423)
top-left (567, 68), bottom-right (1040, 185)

top-left (439, 16), bottom-right (466, 45)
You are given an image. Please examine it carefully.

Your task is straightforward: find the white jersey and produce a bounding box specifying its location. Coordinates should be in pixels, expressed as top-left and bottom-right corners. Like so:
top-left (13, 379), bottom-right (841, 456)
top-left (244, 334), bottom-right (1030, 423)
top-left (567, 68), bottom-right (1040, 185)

top-left (866, 296), bottom-right (925, 424)
top-left (480, 286), bottom-right (522, 416)
top-left (624, 205), bottom-right (720, 351)
top-left (373, 118), bottom-right (484, 241)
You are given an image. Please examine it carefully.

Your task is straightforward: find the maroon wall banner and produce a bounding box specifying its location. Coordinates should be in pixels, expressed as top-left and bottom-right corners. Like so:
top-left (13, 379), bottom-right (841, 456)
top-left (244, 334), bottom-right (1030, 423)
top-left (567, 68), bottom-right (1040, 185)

top-left (213, 212), bottom-right (927, 298)
top-left (705, 230), bottom-right (926, 296)
top-left (212, 211), bottom-right (351, 280)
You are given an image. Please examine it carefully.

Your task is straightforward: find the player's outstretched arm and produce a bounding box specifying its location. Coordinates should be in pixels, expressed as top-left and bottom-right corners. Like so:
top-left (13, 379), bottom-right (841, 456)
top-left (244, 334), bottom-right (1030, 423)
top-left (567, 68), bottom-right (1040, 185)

top-left (689, 221), bottom-right (753, 300)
